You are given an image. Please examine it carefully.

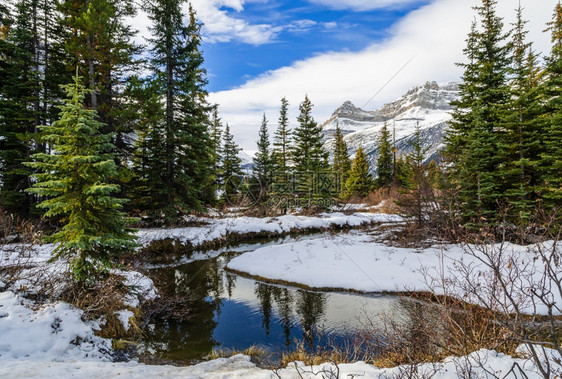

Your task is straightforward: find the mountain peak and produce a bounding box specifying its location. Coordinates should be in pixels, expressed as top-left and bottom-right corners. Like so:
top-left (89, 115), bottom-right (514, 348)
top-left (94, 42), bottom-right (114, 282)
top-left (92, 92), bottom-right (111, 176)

top-left (331, 100), bottom-right (374, 119)
top-left (321, 81), bottom-right (460, 135)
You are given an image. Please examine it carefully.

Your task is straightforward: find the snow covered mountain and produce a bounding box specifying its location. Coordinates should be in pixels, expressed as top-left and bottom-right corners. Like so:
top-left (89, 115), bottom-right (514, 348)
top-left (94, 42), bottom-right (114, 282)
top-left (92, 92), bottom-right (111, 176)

top-left (239, 150), bottom-right (255, 170)
top-left (322, 81), bottom-right (460, 172)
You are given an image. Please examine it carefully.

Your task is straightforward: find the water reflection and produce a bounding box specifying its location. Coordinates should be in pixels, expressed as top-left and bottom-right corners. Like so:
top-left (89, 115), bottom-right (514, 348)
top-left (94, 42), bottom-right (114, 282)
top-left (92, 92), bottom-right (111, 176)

top-left (141, 240), bottom-right (399, 363)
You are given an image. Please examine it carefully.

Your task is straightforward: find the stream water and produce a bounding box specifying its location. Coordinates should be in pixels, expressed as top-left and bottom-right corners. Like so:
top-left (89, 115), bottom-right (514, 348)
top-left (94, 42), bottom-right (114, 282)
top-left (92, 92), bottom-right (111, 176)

top-left (140, 234), bottom-right (403, 363)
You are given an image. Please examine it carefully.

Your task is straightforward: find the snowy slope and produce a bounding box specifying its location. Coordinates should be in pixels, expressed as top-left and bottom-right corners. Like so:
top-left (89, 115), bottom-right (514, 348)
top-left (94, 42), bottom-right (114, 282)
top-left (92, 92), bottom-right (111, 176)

top-left (322, 81), bottom-right (460, 171)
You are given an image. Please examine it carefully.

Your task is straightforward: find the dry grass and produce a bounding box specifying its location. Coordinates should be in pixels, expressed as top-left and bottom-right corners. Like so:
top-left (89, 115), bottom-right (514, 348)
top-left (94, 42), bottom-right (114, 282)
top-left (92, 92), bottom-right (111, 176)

top-left (60, 274), bottom-right (143, 343)
top-left (371, 296), bottom-right (519, 369)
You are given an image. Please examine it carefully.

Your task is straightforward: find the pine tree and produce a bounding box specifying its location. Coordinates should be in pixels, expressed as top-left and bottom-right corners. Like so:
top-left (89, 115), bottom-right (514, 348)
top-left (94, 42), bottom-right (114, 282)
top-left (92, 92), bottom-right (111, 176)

top-left (344, 147), bottom-right (373, 199)
top-left (221, 124), bottom-right (242, 201)
top-left (145, 1), bottom-right (212, 216)
top-left (406, 123), bottom-right (430, 225)
top-left (292, 95), bottom-right (329, 197)
top-left (0, 1), bottom-right (41, 216)
top-left (376, 123), bottom-right (393, 187)
top-left (332, 124), bottom-right (351, 197)
top-left (444, 0), bottom-right (512, 224)
top-left (254, 114), bottom-right (272, 189)
top-left (538, 3), bottom-right (562, 214)
top-left (270, 97), bottom-right (292, 207)
top-left (394, 155), bottom-right (411, 189)
top-left (129, 78), bottom-right (167, 214)
top-left (26, 73), bottom-right (137, 283)
top-left (272, 97), bottom-right (291, 174)
top-left (503, 5), bottom-right (543, 221)
top-left (58, 0), bottom-right (140, 166)
top-left (208, 107), bottom-right (223, 204)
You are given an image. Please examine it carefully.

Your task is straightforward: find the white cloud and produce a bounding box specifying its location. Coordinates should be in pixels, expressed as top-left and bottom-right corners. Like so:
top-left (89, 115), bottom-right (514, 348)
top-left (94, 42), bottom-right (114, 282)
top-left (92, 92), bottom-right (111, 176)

top-left (309, 0), bottom-right (424, 11)
top-left (130, 0), bottom-right (281, 46)
top-left (209, 0), bottom-right (555, 150)
top-left (190, 0), bottom-right (282, 45)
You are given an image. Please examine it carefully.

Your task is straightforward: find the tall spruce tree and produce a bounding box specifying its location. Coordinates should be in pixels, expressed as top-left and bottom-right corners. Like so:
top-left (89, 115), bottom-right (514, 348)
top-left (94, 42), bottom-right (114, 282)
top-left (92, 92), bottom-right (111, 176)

top-left (503, 5), bottom-right (543, 221)
top-left (254, 114), bottom-right (272, 187)
top-left (221, 123), bottom-right (242, 201)
top-left (26, 73), bottom-right (137, 283)
top-left (272, 97), bottom-right (291, 174)
top-left (292, 95), bottom-right (329, 197)
top-left (376, 123), bottom-right (393, 187)
top-left (445, 0), bottom-right (512, 223)
top-left (332, 124), bottom-right (351, 196)
top-left (129, 78), bottom-right (167, 214)
top-left (344, 147), bottom-right (373, 199)
top-left (406, 124), bottom-right (430, 225)
top-left (0, 1), bottom-right (42, 216)
top-left (145, 1), bottom-right (212, 216)
top-left (538, 3), bottom-right (562, 214)
top-left (58, 0), bottom-right (140, 162)
top-left (208, 107), bottom-right (223, 203)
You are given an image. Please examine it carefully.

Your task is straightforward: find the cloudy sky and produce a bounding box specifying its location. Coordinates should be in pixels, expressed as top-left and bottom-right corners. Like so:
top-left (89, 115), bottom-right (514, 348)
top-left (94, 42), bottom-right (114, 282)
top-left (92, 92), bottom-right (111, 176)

top-left (140, 0), bottom-right (556, 152)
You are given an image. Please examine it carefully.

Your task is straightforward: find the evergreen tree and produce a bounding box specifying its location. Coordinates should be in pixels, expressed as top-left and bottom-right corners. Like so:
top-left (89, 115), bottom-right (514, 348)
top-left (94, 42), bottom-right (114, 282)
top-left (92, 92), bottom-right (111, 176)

top-left (254, 114), bottom-right (272, 188)
top-left (208, 107), bottom-right (223, 204)
top-left (376, 123), bottom-right (393, 187)
top-left (344, 147), bottom-right (373, 199)
top-left (272, 97), bottom-right (291, 174)
top-left (394, 155), bottom-right (411, 189)
top-left (0, 1), bottom-right (41, 216)
top-left (26, 73), bottom-right (137, 283)
top-left (444, 0), bottom-right (512, 223)
top-left (503, 5), bottom-right (543, 221)
top-left (292, 95), bottom-right (329, 197)
top-left (58, 0), bottom-right (140, 159)
top-left (406, 124), bottom-right (430, 225)
top-left (538, 3), bottom-right (562, 214)
top-left (221, 124), bottom-right (242, 201)
top-left (145, 1), bottom-right (212, 216)
top-left (270, 97), bottom-right (291, 207)
top-left (332, 124), bottom-right (351, 197)
top-left (129, 78), bottom-right (167, 214)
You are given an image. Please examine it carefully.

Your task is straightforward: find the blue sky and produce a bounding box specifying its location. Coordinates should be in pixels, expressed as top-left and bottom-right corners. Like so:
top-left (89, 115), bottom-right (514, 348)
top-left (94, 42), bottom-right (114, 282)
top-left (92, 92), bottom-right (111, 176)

top-left (202, 0), bottom-right (431, 91)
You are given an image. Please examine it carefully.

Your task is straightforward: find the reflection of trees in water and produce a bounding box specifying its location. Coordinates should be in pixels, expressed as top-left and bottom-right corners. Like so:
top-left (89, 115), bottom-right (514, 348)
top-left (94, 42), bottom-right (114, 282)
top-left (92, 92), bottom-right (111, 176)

top-left (274, 288), bottom-right (293, 346)
top-left (255, 283), bottom-right (274, 336)
top-left (142, 258), bottom-right (230, 360)
top-left (296, 290), bottom-right (327, 346)
top-left (143, 249), bottom-right (330, 360)
top-left (254, 283), bottom-right (328, 346)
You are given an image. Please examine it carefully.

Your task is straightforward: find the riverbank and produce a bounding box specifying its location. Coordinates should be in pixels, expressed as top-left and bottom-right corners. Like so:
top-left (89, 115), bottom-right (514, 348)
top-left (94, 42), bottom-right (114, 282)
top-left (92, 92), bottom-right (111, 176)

top-left (226, 232), bottom-right (561, 316)
top-left (136, 212), bottom-right (404, 250)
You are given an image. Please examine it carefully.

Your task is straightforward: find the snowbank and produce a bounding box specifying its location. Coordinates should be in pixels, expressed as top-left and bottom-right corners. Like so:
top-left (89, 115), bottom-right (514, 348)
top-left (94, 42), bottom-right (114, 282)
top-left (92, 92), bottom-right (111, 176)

top-left (0, 290), bottom-right (112, 362)
top-left (0, 349), bottom-right (556, 378)
top-left (136, 212), bottom-right (403, 248)
top-left (226, 233), bottom-right (561, 315)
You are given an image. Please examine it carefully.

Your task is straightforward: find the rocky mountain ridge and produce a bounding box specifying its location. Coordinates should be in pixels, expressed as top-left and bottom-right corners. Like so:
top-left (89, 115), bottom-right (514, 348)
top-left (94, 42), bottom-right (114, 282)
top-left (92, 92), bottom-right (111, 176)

top-left (322, 81), bottom-right (460, 173)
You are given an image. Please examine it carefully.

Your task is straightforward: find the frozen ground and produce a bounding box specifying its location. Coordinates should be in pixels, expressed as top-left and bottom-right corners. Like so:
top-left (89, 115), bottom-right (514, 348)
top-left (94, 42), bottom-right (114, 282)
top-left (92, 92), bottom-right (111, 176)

top-left (227, 232), bottom-right (561, 315)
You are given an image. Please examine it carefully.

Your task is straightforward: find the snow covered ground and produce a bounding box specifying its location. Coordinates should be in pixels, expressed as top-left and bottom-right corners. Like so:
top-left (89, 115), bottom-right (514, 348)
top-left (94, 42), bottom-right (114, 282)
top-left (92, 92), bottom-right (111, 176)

top-left (2, 214), bottom-right (560, 377)
top-left (137, 212), bottom-right (403, 248)
top-left (227, 232), bottom-right (561, 315)
top-left (0, 344), bottom-right (557, 378)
